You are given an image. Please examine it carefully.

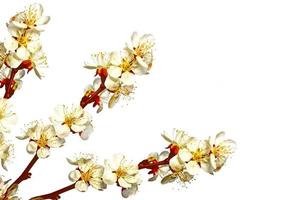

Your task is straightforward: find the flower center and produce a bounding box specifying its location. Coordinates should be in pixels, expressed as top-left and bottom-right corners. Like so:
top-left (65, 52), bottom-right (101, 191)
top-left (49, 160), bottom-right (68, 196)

top-left (120, 59), bottom-right (132, 72)
top-left (192, 150), bottom-right (204, 162)
top-left (81, 170), bottom-right (92, 182)
top-left (115, 167), bottom-right (126, 178)
top-left (64, 117), bottom-right (75, 128)
top-left (36, 134), bottom-right (47, 148)
top-left (24, 8), bottom-right (38, 27)
top-left (18, 35), bottom-right (29, 47)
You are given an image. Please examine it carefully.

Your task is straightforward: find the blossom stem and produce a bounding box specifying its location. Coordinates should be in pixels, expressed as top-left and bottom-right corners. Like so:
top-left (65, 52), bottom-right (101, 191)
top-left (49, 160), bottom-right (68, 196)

top-left (138, 153), bottom-right (175, 170)
top-left (80, 83), bottom-right (106, 108)
top-left (30, 183), bottom-right (75, 200)
top-left (4, 154), bottom-right (39, 198)
top-left (3, 68), bottom-right (18, 99)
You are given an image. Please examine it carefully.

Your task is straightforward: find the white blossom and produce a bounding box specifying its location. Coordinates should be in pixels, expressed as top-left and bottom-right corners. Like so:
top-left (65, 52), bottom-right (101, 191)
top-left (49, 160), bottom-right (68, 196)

top-left (9, 3), bottom-right (50, 31)
top-left (208, 132), bottom-right (236, 172)
top-left (17, 121), bottom-right (64, 158)
top-left (50, 105), bottom-right (93, 139)
top-left (103, 154), bottom-right (141, 189)
top-left (68, 154), bottom-right (106, 192)
top-left (0, 98), bottom-right (17, 134)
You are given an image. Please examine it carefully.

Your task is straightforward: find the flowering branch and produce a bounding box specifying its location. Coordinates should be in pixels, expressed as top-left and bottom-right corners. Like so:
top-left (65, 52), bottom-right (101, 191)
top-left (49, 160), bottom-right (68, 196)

top-left (0, 4), bottom-right (236, 200)
top-left (3, 154), bottom-right (38, 198)
top-left (30, 154), bottom-right (174, 199)
top-left (29, 130), bottom-right (236, 199)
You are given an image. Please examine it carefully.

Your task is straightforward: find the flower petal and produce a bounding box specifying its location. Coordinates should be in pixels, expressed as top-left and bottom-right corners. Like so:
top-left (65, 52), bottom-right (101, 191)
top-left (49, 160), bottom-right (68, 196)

top-left (118, 177), bottom-right (131, 189)
top-left (4, 37), bottom-right (18, 51)
top-left (169, 155), bottom-right (183, 172)
top-left (68, 170), bottom-right (81, 182)
top-left (102, 171), bottom-right (117, 185)
top-left (75, 180), bottom-right (88, 192)
top-left (26, 141), bottom-right (37, 154)
top-left (37, 147), bottom-right (50, 158)
top-left (178, 149), bottom-right (192, 162)
top-left (186, 161), bottom-right (200, 175)
top-left (36, 16), bottom-right (50, 25)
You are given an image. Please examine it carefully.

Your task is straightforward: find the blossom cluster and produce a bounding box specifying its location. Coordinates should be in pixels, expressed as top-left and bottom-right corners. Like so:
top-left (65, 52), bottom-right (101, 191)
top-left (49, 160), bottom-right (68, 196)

top-left (0, 4), bottom-right (236, 200)
top-left (0, 3), bottom-right (49, 99)
top-left (67, 153), bottom-right (141, 198)
top-left (0, 98), bottom-right (17, 170)
top-left (61, 130), bottom-right (235, 198)
top-left (17, 104), bottom-right (93, 159)
top-left (81, 32), bottom-right (154, 112)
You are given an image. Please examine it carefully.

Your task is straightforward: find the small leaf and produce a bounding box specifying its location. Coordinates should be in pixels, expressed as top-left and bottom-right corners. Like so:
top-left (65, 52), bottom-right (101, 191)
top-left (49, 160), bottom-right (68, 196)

top-left (108, 92), bottom-right (120, 108)
top-left (161, 173), bottom-right (177, 184)
top-left (34, 68), bottom-right (42, 79)
top-left (178, 171), bottom-right (193, 183)
top-left (148, 175), bottom-right (158, 182)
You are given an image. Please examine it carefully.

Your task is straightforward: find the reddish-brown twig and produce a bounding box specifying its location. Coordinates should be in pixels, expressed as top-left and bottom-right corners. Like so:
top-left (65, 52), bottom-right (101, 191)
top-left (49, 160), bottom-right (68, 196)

top-left (29, 151), bottom-right (175, 199)
top-left (80, 83), bottom-right (106, 108)
top-left (30, 183), bottom-right (75, 200)
top-left (4, 154), bottom-right (38, 198)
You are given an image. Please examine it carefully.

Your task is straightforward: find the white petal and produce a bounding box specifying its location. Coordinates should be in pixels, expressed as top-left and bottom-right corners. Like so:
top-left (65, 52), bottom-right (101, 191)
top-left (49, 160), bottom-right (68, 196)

top-left (104, 77), bottom-right (119, 91)
top-left (178, 149), bottom-right (192, 162)
top-left (54, 124), bottom-right (70, 138)
top-left (107, 66), bottom-right (122, 79)
top-left (102, 171), bottom-right (117, 185)
top-left (4, 37), bottom-right (18, 51)
top-left (68, 170), bottom-right (81, 182)
top-left (75, 180), bottom-right (88, 192)
top-left (118, 177), bottom-right (131, 189)
top-left (169, 155), bottom-right (183, 172)
top-left (110, 51), bottom-right (122, 66)
top-left (187, 138), bottom-right (200, 152)
top-left (210, 154), bottom-right (217, 170)
top-left (134, 56), bottom-right (148, 74)
top-left (215, 131), bottom-right (225, 145)
top-left (201, 162), bottom-right (214, 175)
top-left (6, 54), bottom-right (22, 68)
top-left (16, 46), bottom-right (30, 60)
top-left (131, 32), bottom-right (139, 47)
top-left (89, 177), bottom-right (102, 190)
top-left (37, 147), bottom-right (50, 158)
top-left (80, 123), bottom-right (93, 140)
top-left (123, 175), bottom-right (138, 184)
top-left (47, 137), bottom-right (64, 148)
top-left (78, 160), bottom-right (92, 173)
top-left (27, 40), bottom-right (42, 53)
top-left (71, 124), bottom-right (85, 133)
top-left (186, 161), bottom-right (200, 175)
top-left (36, 16), bottom-right (50, 25)
top-left (26, 141), bottom-right (37, 154)
top-left (120, 72), bottom-right (134, 86)
top-left (11, 21), bottom-right (27, 29)
top-left (112, 154), bottom-right (125, 167)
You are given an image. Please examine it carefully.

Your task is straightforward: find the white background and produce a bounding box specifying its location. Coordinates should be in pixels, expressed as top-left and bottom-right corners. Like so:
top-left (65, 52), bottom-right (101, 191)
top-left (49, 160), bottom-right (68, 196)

top-left (1, 0), bottom-right (299, 199)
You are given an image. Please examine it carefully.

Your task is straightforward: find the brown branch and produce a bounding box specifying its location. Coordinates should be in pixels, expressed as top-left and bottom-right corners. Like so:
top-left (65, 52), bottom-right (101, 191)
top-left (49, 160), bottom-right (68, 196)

top-left (3, 68), bottom-right (18, 99)
top-left (80, 83), bottom-right (106, 108)
top-left (138, 154), bottom-right (173, 170)
top-left (4, 154), bottom-right (39, 198)
top-left (30, 183), bottom-right (75, 200)
top-left (29, 153), bottom-right (174, 199)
